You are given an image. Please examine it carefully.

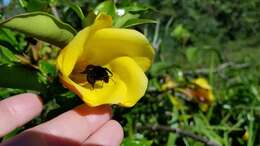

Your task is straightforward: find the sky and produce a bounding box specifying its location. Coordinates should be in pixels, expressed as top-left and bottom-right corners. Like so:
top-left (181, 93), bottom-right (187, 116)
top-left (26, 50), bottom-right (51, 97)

top-left (3, 0), bottom-right (10, 6)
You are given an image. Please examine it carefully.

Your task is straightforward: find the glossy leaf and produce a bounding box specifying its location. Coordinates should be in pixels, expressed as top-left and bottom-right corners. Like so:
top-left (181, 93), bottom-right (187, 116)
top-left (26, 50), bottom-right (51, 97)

top-left (185, 47), bottom-right (199, 63)
top-left (121, 138), bottom-right (152, 146)
top-left (68, 3), bottom-right (85, 21)
top-left (170, 24), bottom-right (190, 41)
top-left (0, 12), bottom-right (77, 47)
top-left (2, 128), bottom-right (23, 141)
top-left (0, 28), bottom-right (27, 53)
top-left (82, 11), bottom-right (97, 27)
top-left (0, 47), bottom-right (19, 65)
top-left (0, 65), bottom-right (47, 91)
top-left (124, 3), bottom-right (155, 12)
top-left (149, 61), bottom-right (171, 77)
top-left (18, 0), bottom-right (49, 11)
top-left (123, 18), bottom-right (157, 28)
top-left (0, 28), bottom-right (17, 45)
top-left (39, 60), bottom-right (57, 77)
top-left (166, 133), bottom-right (178, 146)
top-left (114, 13), bottom-right (139, 28)
top-left (95, 1), bottom-right (116, 18)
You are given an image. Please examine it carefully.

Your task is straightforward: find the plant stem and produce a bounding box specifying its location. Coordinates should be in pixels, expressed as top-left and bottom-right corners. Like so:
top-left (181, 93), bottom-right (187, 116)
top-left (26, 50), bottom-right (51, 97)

top-left (136, 124), bottom-right (220, 146)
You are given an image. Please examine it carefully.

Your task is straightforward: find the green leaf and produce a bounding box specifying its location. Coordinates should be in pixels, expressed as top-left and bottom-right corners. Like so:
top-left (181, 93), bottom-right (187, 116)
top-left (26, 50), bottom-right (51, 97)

top-left (0, 40), bottom-right (17, 53)
top-left (124, 3), bottom-right (154, 12)
top-left (0, 65), bottom-right (47, 91)
top-left (166, 133), bottom-right (178, 146)
top-left (0, 28), bottom-right (17, 45)
top-left (0, 47), bottom-right (19, 65)
top-left (0, 28), bottom-right (26, 53)
top-left (123, 18), bottom-right (157, 28)
top-left (121, 138), bottom-right (152, 146)
top-left (185, 47), bottom-right (199, 63)
top-left (82, 11), bottom-right (97, 27)
top-left (95, 0), bottom-right (116, 18)
top-left (170, 24), bottom-right (190, 41)
top-left (114, 13), bottom-right (139, 28)
top-left (18, 0), bottom-right (28, 8)
top-left (38, 60), bottom-right (57, 77)
top-left (149, 62), bottom-right (171, 77)
top-left (2, 128), bottom-right (23, 141)
top-left (68, 3), bottom-right (85, 21)
top-left (0, 12), bottom-right (77, 48)
top-left (19, 0), bottom-right (49, 11)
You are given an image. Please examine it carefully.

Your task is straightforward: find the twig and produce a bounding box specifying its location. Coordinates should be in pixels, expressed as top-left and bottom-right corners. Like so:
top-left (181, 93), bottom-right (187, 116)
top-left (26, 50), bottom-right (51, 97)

top-left (165, 16), bottom-right (174, 35)
top-left (184, 62), bottom-right (250, 76)
top-left (50, 5), bottom-right (60, 19)
top-left (152, 19), bottom-right (160, 51)
top-left (136, 124), bottom-right (220, 146)
top-left (0, 4), bottom-right (5, 11)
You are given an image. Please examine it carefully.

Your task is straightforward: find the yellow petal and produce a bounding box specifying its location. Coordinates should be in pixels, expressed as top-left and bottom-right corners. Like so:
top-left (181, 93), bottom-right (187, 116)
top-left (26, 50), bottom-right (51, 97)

top-left (76, 28), bottom-right (154, 72)
top-left (57, 28), bottom-right (87, 76)
top-left (60, 73), bottom-right (127, 107)
top-left (108, 56), bottom-right (148, 107)
top-left (192, 77), bottom-right (215, 103)
top-left (57, 13), bottom-right (152, 107)
top-left (57, 14), bottom-right (112, 76)
top-left (208, 91), bottom-right (215, 103)
top-left (59, 56), bottom-right (147, 107)
top-left (192, 77), bottom-right (212, 90)
top-left (242, 131), bottom-right (249, 141)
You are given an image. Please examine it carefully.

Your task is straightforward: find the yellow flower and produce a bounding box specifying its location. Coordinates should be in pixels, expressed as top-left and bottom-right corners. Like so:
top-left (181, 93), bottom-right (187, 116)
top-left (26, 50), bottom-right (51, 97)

top-left (161, 75), bottom-right (177, 91)
top-left (242, 130), bottom-right (249, 141)
top-left (179, 77), bottom-right (215, 111)
top-left (192, 77), bottom-right (215, 104)
top-left (57, 14), bottom-right (154, 107)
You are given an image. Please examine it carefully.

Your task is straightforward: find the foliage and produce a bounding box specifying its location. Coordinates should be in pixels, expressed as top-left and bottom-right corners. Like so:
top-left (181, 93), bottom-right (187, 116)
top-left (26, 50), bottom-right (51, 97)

top-left (1, 0), bottom-right (260, 145)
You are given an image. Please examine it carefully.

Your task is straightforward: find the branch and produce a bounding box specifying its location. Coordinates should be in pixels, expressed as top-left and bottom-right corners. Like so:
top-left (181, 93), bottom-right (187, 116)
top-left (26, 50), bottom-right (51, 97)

top-left (50, 5), bottom-right (60, 19)
top-left (184, 62), bottom-right (250, 76)
top-left (0, 4), bottom-right (5, 11)
top-left (136, 124), bottom-right (220, 146)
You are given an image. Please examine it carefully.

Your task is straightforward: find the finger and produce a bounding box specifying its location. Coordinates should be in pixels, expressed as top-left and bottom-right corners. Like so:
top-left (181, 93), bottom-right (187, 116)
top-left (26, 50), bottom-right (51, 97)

top-left (83, 120), bottom-right (124, 146)
top-left (28, 105), bottom-right (112, 144)
top-left (0, 93), bottom-right (43, 137)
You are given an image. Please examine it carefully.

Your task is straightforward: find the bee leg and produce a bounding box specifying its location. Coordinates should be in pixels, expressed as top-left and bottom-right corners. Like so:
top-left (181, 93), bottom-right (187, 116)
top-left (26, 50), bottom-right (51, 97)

top-left (105, 68), bottom-right (113, 77)
top-left (110, 77), bottom-right (116, 84)
top-left (79, 82), bottom-right (88, 86)
top-left (91, 80), bottom-right (96, 89)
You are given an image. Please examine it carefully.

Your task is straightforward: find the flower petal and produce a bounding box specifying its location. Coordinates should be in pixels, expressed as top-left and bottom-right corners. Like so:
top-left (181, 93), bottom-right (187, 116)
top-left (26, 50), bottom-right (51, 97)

top-left (57, 14), bottom-right (112, 76)
top-left (60, 56), bottom-right (147, 107)
top-left (192, 77), bottom-right (212, 90)
top-left (57, 28), bottom-right (87, 76)
top-left (76, 28), bottom-right (154, 72)
top-left (60, 73), bottom-right (127, 107)
top-left (108, 56), bottom-right (148, 107)
top-left (57, 13), bottom-right (153, 107)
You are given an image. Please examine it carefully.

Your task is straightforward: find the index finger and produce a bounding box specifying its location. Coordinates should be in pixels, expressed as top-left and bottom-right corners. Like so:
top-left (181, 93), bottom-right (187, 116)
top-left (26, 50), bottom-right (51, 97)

top-left (0, 93), bottom-right (43, 137)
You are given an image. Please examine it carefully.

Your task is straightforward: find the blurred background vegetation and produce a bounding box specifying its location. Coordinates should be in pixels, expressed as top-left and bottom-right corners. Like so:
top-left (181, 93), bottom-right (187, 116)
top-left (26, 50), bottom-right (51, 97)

top-left (0, 0), bottom-right (260, 145)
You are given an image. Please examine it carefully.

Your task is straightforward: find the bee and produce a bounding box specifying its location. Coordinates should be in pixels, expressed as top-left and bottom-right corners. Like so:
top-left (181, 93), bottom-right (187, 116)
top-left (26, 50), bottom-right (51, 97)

top-left (82, 65), bottom-right (113, 88)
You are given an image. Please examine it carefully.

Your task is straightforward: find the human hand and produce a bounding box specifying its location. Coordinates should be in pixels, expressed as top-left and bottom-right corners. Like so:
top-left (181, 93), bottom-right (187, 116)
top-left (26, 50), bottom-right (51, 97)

top-left (0, 93), bottom-right (123, 146)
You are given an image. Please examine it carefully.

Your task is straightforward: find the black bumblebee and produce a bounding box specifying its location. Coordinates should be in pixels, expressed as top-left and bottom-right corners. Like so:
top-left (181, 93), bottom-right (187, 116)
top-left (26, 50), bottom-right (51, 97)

top-left (82, 65), bottom-right (113, 88)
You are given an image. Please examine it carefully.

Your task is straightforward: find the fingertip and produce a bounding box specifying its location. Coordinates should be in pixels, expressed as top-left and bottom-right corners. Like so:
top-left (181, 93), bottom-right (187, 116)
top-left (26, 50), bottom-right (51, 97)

top-left (0, 93), bottom-right (43, 137)
top-left (83, 120), bottom-right (124, 146)
top-left (108, 120), bottom-right (124, 142)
